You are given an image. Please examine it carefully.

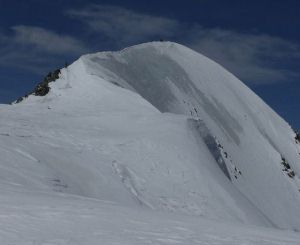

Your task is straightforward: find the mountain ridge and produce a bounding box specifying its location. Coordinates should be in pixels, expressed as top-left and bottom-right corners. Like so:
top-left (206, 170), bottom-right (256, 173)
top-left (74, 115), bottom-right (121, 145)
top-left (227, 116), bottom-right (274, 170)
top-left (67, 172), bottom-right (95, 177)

top-left (2, 42), bottom-right (300, 237)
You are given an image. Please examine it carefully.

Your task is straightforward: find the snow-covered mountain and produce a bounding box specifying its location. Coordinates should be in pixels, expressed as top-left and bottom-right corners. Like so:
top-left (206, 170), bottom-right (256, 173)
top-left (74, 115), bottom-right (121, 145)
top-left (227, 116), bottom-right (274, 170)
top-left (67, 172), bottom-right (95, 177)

top-left (1, 41), bottom-right (300, 244)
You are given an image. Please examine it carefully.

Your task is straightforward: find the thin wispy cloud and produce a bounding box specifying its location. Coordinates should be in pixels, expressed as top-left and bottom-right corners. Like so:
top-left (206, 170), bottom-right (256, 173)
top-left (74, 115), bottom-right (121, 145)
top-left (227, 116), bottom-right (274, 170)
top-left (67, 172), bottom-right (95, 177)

top-left (66, 5), bottom-right (180, 45)
top-left (186, 26), bottom-right (300, 84)
top-left (12, 25), bottom-right (88, 55)
top-left (67, 4), bottom-right (300, 84)
top-left (0, 26), bottom-right (88, 74)
top-left (0, 4), bottom-right (299, 84)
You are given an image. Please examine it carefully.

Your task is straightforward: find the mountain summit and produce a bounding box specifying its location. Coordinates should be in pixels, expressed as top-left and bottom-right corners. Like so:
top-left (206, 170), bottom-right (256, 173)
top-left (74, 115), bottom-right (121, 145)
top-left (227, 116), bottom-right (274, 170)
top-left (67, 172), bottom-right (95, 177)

top-left (1, 42), bottom-right (300, 243)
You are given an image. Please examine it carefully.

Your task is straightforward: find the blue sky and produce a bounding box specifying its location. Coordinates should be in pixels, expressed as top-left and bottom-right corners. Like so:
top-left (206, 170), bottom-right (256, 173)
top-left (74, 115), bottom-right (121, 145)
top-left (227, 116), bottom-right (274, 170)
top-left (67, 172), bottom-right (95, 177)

top-left (0, 0), bottom-right (299, 128)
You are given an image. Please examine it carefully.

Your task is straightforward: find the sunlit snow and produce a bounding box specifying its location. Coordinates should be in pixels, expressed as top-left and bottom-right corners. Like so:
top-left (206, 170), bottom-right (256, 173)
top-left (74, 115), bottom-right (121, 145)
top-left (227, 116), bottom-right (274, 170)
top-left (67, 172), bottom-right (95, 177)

top-left (1, 42), bottom-right (300, 244)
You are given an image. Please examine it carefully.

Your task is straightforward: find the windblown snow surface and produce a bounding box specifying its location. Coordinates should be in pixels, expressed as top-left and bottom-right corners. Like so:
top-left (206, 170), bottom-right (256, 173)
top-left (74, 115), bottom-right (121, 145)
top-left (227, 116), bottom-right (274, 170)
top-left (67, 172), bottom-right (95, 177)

top-left (1, 42), bottom-right (300, 244)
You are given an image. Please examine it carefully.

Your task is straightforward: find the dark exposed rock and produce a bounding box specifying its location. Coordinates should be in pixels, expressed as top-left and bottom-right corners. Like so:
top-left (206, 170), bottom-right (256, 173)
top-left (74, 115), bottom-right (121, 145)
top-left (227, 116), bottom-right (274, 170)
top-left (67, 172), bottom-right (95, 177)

top-left (34, 81), bottom-right (50, 96)
top-left (15, 95), bottom-right (28, 104)
top-left (295, 131), bottom-right (300, 144)
top-left (15, 68), bottom-right (61, 103)
top-left (288, 171), bottom-right (295, 178)
top-left (34, 69), bottom-right (60, 96)
top-left (281, 157), bottom-right (291, 169)
top-left (291, 128), bottom-right (300, 144)
top-left (281, 155), bottom-right (296, 178)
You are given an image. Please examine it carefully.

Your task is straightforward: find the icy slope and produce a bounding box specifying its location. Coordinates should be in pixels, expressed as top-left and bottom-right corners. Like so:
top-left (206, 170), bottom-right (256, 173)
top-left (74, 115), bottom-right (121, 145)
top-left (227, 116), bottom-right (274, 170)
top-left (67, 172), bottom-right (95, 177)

top-left (0, 41), bottom-right (299, 244)
top-left (78, 41), bottom-right (300, 230)
top-left (0, 58), bottom-right (269, 227)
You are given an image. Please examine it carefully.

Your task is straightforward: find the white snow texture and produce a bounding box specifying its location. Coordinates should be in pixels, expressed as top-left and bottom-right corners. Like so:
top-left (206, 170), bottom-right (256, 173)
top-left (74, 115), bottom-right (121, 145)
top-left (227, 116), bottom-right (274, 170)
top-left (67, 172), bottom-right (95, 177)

top-left (1, 42), bottom-right (300, 244)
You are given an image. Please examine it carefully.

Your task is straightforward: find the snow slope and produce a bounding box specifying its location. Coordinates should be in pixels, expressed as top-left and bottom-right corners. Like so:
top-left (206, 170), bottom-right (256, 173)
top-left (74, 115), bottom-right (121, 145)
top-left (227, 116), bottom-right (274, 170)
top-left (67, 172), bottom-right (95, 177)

top-left (0, 41), bottom-right (300, 243)
top-left (1, 190), bottom-right (300, 245)
top-left (80, 42), bottom-right (300, 229)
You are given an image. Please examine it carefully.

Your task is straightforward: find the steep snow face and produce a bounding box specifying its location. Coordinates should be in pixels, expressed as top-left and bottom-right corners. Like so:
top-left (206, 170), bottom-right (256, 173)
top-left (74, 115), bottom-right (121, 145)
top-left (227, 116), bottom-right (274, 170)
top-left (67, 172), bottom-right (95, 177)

top-left (0, 58), bottom-right (269, 228)
top-left (1, 41), bottom-right (300, 235)
top-left (78, 42), bottom-right (300, 230)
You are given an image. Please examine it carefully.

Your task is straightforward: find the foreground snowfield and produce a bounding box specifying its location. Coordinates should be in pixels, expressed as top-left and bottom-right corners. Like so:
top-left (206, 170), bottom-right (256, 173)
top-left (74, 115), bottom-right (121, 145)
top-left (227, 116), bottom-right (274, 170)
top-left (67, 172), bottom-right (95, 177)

top-left (1, 190), bottom-right (300, 245)
top-left (1, 42), bottom-right (300, 244)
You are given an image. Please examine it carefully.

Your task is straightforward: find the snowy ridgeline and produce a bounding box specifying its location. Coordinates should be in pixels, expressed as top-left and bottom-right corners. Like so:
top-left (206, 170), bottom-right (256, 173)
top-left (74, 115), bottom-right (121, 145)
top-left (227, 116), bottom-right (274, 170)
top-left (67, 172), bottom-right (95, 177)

top-left (1, 42), bottom-right (300, 244)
